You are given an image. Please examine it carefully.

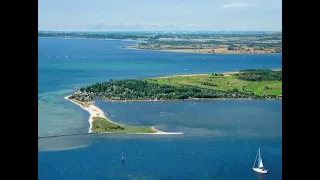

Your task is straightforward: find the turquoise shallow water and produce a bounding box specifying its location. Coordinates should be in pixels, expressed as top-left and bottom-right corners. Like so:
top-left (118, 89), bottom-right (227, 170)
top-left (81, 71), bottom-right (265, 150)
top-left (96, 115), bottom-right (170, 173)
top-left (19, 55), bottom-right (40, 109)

top-left (38, 37), bottom-right (282, 180)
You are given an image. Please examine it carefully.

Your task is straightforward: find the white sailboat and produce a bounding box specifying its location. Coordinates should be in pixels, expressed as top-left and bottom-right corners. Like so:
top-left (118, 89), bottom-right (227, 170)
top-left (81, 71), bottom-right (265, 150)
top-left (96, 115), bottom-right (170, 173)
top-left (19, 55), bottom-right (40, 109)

top-left (121, 152), bottom-right (125, 163)
top-left (252, 148), bottom-right (268, 174)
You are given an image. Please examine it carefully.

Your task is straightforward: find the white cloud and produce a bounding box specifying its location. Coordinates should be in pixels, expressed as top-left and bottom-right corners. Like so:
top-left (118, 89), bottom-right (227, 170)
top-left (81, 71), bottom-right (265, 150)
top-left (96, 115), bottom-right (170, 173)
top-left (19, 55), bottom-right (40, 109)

top-left (221, 3), bottom-right (256, 9)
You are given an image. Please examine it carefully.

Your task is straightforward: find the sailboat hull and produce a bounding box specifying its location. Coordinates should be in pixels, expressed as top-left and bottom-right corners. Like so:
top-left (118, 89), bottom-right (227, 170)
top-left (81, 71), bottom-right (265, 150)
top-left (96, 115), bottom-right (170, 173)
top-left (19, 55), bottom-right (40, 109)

top-left (252, 168), bottom-right (268, 174)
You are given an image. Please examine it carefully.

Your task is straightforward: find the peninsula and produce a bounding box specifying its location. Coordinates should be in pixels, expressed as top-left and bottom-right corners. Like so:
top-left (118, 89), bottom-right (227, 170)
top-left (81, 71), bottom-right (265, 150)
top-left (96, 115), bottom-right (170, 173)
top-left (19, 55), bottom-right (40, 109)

top-left (69, 69), bottom-right (282, 102)
top-left (65, 96), bottom-right (183, 134)
top-left (67, 69), bottom-right (281, 133)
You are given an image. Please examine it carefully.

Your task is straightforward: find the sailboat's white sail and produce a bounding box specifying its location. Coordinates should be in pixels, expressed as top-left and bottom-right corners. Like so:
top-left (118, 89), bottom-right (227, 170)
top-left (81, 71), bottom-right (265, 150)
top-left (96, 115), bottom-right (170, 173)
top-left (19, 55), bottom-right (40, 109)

top-left (258, 158), bottom-right (264, 168)
top-left (252, 148), bottom-right (268, 174)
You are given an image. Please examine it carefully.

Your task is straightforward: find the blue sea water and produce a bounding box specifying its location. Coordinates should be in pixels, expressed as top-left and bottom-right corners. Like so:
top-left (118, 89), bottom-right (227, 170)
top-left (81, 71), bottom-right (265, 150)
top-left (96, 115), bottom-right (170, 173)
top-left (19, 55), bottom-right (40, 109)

top-left (38, 38), bottom-right (282, 180)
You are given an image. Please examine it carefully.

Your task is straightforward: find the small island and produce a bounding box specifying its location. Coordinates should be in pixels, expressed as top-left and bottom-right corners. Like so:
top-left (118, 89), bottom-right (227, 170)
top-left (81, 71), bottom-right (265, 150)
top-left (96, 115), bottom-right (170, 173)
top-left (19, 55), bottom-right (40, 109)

top-left (66, 69), bottom-right (281, 134)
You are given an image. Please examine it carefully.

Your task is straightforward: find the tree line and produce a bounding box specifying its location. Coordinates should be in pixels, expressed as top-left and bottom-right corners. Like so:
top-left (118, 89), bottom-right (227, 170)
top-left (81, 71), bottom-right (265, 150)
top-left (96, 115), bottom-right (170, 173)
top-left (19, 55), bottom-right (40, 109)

top-left (236, 69), bottom-right (282, 81)
top-left (73, 79), bottom-right (262, 101)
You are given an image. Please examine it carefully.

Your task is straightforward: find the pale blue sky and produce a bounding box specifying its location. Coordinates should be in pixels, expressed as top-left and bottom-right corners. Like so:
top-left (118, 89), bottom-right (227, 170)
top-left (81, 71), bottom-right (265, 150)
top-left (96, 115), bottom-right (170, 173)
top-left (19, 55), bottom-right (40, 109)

top-left (38, 0), bottom-right (282, 31)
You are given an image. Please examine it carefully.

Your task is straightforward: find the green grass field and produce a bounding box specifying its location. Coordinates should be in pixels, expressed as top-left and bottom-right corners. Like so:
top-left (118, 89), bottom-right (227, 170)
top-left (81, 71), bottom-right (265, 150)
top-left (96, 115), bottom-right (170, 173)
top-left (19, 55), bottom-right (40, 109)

top-left (91, 117), bottom-right (154, 133)
top-left (147, 73), bottom-right (282, 96)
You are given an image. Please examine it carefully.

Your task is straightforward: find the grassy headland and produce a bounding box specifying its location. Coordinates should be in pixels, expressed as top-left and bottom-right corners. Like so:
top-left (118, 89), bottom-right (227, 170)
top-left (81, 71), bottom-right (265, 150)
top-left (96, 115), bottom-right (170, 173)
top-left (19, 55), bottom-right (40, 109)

top-left (69, 69), bottom-right (282, 102)
top-left (91, 117), bottom-right (154, 133)
top-left (148, 69), bottom-right (282, 97)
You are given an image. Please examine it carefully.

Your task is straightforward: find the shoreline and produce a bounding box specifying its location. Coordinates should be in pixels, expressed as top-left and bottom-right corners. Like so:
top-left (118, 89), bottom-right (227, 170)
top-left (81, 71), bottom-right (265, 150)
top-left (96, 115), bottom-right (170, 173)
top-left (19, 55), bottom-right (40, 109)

top-left (64, 96), bottom-right (183, 135)
top-left (150, 69), bottom-right (281, 79)
top-left (124, 47), bottom-right (282, 55)
top-left (39, 37), bottom-right (281, 55)
top-left (38, 36), bottom-right (139, 42)
top-left (150, 71), bottom-right (238, 79)
top-left (101, 97), bottom-right (281, 103)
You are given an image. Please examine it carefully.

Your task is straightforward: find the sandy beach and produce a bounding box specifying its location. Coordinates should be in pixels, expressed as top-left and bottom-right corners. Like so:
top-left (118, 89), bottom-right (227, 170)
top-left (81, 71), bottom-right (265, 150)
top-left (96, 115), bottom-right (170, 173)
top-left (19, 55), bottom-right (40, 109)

top-left (64, 96), bottom-right (183, 134)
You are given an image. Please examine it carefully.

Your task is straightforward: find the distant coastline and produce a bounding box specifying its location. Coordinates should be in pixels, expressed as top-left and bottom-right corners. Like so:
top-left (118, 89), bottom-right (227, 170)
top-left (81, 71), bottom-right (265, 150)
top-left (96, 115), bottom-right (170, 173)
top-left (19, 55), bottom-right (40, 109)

top-left (38, 36), bottom-right (138, 42)
top-left (124, 46), bottom-right (282, 55)
top-left (38, 36), bottom-right (281, 55)
top-left (38, 31), bottom-right (282, 55)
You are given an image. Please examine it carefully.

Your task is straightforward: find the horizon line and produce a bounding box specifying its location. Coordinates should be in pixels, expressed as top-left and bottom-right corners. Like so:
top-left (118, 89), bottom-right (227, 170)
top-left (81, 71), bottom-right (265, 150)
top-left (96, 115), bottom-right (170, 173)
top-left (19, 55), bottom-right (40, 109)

top-left (38, 30), bottom-right (282, 32)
